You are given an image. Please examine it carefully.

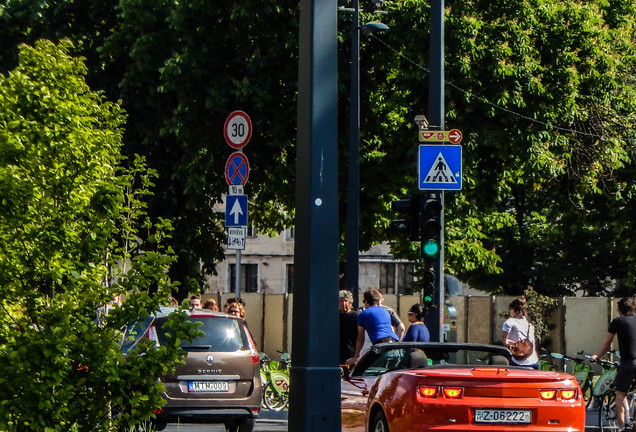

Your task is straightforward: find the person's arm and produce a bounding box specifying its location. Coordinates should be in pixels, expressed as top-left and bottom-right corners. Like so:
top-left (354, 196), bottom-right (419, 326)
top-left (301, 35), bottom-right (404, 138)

top-left (502, 331), bottom-right (511, 348)
top-left (346, 326), bottom-right (366, 365)
top-left (592, 332), bottom-right (615, 361)
top-left (395, 322), bottom-right (406, 340)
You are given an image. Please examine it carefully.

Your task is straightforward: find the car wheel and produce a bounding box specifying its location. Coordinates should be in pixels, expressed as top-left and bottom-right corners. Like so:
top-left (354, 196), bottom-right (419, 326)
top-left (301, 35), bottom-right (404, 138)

top-left (225, 417), bottom-right (255, 432)
top-left (238, 417), bottom-right (255, 432)
top-left (371, 410), bottom-right (389, 432)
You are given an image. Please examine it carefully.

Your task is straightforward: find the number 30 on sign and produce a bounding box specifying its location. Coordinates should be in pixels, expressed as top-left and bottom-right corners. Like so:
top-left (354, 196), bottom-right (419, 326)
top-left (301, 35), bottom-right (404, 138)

top-left (224, 111), bottom-right (252, 149)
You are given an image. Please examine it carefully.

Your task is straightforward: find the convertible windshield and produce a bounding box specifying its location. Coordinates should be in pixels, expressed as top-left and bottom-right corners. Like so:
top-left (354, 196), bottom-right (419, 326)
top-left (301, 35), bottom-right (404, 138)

top-left (356, 343), bottom-right (511, 377)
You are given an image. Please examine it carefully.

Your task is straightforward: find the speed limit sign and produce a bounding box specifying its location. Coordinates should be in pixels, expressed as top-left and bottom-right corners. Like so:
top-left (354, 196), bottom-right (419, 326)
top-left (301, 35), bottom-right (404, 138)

top-left (224, 110), bottom-right (252, 149)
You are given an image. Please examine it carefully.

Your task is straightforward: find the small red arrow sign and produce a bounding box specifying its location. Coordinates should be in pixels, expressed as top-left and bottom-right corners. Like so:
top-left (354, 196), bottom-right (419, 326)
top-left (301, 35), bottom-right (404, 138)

top-left (418, 129), bottom-right (463, 144)
top-left (448, 129), bottom-right (463, 144)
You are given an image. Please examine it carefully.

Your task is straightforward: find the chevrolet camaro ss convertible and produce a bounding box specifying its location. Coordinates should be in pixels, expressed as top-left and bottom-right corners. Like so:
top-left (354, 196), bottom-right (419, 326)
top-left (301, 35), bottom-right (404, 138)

top-left (341, 342), bottom-right (585, 432)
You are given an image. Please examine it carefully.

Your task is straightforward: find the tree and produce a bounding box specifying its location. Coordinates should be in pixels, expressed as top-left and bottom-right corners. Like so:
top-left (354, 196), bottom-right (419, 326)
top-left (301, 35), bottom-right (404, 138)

top-left (1, 0), bottom-right (635, 298)
top-left (367, 0), bottom-right (636, 295)
top-left (0, 40), bottom-right (196, 431)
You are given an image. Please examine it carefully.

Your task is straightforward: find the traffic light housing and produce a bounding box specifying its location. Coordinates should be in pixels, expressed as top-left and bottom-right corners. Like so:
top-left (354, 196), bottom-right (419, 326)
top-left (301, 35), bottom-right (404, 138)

top-left (420, 193), bottom-right (442, 259)
top-left (420, 193), bottom-right (442, 314)
top-left (390, 196), bottom-right (420, 241)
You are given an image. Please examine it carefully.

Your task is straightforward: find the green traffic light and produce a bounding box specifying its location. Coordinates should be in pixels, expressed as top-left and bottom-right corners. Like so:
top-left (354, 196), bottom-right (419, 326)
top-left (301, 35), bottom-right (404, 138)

top-left (422, 239), bottom-right (439, 257)
top-left (424, 295), bottom-right (433, 303)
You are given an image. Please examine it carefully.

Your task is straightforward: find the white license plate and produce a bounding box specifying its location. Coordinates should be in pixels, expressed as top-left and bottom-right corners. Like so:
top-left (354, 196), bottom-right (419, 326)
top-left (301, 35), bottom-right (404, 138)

top-left (188, 381), bottom-right (229, 393)
top-left (474, 409), bottom-right (531, 424)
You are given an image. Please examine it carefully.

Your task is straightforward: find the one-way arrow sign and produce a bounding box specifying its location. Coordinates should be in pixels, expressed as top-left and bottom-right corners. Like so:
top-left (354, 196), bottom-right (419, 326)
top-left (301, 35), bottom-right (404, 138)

top-left (225, 194), bottom-right (248, 227)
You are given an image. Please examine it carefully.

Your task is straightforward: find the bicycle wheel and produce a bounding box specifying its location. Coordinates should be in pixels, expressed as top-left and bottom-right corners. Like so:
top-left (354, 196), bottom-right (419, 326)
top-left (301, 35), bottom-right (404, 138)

top-left (599, 391), bottom-right (619, 432)
top-left (627, 389), bottom-right (636, 428)
top-left (263, 383), bottom-right (287, 411)
top-left (583, 380), bottom-right (593, 409)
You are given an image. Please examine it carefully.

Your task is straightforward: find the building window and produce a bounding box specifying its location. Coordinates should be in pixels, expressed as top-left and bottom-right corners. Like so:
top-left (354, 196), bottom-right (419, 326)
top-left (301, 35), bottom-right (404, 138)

top-left (246, 224), bottom-right (256, 237)
top-left (229, 264), bottom-right (258, 293)
top-left (286, 264), bottom-right (294, 293)
top-left (285, 227), bottom-right (295, 240)
top-left (379, 263), bottom-right (395, 294)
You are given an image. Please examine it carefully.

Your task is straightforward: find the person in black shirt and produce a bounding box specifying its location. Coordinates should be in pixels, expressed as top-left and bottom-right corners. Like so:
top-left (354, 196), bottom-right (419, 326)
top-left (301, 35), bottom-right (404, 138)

top-left (593, 297), bottom-right (636, 432)
top-left (339, 290), bottom-right (359, 365)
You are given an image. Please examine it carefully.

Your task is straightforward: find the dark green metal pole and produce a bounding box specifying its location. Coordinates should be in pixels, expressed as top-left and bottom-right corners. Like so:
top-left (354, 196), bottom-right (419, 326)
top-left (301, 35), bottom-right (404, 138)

top-left (428, 0), bottom-right (445, 342)
top-left (290, 0), bottom-right (341, 429)
top-left (345, 0), bottom-right (360, 309)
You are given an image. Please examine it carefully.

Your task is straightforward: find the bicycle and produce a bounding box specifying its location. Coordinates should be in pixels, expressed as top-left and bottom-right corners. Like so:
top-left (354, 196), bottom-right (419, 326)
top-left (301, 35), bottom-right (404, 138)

top-left (595, 358), bottom-right (636, 432)
top-left (550, 351), bottom-right (594, 408)
top-left (259, 351), bottom-right (291, 411)
top-left (538, 349), bottom-right (557, 371)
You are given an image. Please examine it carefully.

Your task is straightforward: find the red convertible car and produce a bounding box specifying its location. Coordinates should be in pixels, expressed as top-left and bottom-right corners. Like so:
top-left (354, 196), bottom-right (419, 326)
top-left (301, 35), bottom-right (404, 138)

top-left (341, 342), bottom-right (585, 432)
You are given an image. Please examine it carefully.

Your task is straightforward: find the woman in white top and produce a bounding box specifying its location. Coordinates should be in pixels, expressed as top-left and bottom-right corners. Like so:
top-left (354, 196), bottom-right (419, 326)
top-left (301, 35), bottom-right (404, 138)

top-left (502, 297), bottom-right (539, 368)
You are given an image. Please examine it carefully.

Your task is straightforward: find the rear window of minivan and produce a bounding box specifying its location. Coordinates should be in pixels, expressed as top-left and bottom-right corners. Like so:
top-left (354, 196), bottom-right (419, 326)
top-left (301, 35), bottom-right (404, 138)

top-left (156, 316), bottom-right (248, 352)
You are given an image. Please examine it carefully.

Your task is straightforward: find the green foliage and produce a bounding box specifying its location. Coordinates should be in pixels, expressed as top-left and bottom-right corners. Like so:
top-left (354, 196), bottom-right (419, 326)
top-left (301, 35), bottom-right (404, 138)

top-left (2, 0), bottom-right (636, 298)
top-left (0, 40), bottom-right (196, 431)
top-left (377, 0), bottom-right (636, 295)
top-left (522, 287), bottom-right (559, 343)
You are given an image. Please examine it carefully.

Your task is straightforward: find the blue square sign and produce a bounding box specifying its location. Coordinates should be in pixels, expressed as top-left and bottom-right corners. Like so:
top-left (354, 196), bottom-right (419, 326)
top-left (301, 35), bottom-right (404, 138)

top-left (418, 145), bottom-right (462, 190)
top-left (225, 194), bottom-right (248, 227)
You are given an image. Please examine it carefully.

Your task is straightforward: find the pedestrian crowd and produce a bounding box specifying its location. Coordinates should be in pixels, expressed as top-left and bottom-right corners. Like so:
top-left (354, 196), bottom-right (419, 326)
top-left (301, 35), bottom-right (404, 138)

top-left (341, 288), bottom-right (430, 366)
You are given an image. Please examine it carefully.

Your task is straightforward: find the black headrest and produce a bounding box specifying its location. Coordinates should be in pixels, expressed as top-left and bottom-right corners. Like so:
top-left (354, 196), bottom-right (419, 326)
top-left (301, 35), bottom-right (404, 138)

top-left (408, 350), bottom-right (429, 369)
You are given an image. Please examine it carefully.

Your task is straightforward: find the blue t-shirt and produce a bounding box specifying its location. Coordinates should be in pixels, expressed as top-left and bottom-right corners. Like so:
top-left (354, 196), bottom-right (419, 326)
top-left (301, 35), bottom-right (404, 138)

top-left (357, 305), bottom-right (398, 343)
top-left (403, 323), bottom-right (430, 342)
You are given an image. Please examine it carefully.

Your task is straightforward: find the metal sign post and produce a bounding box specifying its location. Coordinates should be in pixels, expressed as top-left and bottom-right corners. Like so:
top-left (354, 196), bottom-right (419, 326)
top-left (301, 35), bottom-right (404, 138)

top-left (224, 111), bottom-right (252, 298)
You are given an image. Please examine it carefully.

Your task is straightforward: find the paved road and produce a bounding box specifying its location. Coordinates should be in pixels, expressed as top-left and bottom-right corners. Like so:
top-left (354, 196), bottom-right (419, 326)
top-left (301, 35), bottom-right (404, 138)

top-left (166, 407), bottom-right (605, 431)
top-left (164, 410), bottom-right (287, 432)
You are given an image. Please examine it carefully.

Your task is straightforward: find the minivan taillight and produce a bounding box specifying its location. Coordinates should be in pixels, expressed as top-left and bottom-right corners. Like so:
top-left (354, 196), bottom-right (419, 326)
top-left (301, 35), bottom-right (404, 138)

top-left (146, 325), bottom-right (159, 347)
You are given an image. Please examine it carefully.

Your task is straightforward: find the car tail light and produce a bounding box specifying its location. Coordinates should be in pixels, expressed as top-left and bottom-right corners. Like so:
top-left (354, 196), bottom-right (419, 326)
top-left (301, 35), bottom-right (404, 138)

top-left (154, 408), bottom-right (165, 415)
top-left (560, 389), bottom-right (577, 401)
top-left (244, 325), bottom-right (260, 364)
top-left (418, 386), bottom-right (439, 398)
top-left (442, 387), bottom-right (464, 399)
top-left (146, 325), bottom-right (159, 347)
top-left (539, 389), bottom-right (557, 400)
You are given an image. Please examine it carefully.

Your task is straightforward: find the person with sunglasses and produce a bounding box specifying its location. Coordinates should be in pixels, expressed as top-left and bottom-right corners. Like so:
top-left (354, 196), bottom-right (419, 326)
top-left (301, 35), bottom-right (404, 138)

top-left (403, 303), bottom-right (430, 342)
top-left (226, 301), bottom-right (245, 318)
top-left (223, 297), bottom-right (246, 314)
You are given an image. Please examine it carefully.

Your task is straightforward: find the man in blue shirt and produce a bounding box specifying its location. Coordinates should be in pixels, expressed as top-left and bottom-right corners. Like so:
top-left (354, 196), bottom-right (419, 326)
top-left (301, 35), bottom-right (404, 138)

top-left (346, 290), bottom-right (398, 365)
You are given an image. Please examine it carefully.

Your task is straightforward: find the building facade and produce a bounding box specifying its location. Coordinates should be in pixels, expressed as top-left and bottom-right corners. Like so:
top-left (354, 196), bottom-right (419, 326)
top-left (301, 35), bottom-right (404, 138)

top-left (204, 226), bottom-right (417, 296)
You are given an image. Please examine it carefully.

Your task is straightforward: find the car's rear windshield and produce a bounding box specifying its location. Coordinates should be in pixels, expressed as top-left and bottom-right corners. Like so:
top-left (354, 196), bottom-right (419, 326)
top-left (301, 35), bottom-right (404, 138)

top-left (156, 316), bottom-right (248, 352)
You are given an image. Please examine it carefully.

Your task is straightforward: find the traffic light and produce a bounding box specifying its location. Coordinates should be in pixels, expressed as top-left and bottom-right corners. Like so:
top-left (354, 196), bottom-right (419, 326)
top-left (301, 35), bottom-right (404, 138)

top-left (420, 193), bottom-right (442, 314)
top-left (390, 196), bottom-right (420, 241)
top-left (420, 193), bottom-right (442, 259)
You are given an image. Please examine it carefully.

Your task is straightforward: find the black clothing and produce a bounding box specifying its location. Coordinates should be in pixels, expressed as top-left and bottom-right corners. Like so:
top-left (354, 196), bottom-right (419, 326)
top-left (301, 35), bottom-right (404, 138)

top-left (608, 315), bottom-right (636, 362)
top-left (339, 310), bottom-right (359, 364)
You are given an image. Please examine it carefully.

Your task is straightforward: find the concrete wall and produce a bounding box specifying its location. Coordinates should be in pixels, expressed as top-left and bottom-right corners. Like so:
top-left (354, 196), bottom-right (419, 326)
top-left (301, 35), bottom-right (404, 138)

top-left (204, 293), bottom-right (622, 364)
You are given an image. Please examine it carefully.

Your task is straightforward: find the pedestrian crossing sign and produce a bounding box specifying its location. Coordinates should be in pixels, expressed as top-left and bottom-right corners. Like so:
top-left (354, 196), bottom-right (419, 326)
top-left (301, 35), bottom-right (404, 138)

top-left (418, 145), bottom-right (462, 190)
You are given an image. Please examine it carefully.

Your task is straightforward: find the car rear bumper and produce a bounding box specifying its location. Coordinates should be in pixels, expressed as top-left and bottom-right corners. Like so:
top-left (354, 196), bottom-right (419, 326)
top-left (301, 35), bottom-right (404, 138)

top-left (156, 406), bottom-right (259, 424)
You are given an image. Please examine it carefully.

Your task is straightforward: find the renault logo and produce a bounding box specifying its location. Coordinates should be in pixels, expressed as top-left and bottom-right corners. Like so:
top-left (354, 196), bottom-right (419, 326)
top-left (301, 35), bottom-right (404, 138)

top-left (206, 355), bottom-right (214, 365)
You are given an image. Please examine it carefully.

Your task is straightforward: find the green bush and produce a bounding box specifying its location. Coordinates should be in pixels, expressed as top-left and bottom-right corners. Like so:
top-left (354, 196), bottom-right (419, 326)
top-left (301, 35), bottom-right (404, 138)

top-left (0, 40), bottom-right (196, 431)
